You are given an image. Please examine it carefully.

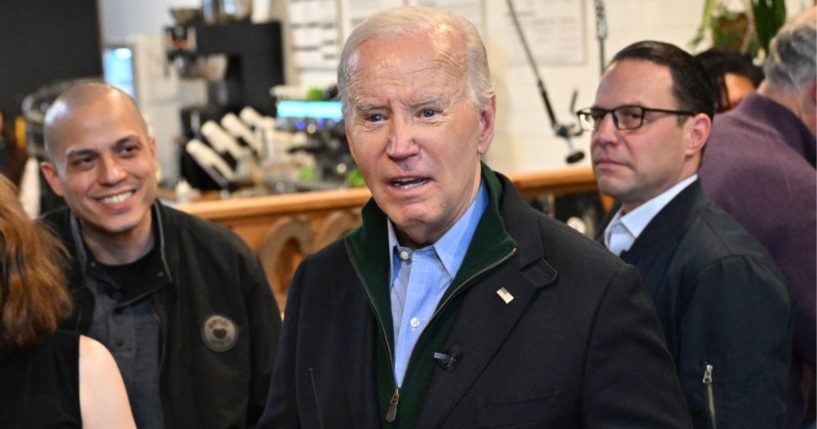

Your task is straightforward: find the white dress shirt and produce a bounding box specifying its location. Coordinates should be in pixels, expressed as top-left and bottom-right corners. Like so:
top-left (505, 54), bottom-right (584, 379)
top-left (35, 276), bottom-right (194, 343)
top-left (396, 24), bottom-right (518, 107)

top-left (604, 175), bottom-right (698, 256)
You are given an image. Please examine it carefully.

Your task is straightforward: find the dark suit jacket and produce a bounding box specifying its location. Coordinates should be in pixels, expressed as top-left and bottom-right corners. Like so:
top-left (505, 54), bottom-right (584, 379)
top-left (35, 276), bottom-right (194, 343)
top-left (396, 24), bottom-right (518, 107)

top-left (618, 180), bottom-right (792, 428)
top-left (260, 171), bottom-right (692, 428)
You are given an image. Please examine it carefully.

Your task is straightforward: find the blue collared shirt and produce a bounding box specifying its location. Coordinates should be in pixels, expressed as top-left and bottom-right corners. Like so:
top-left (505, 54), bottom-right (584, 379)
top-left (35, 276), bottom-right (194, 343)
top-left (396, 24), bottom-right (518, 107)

top-left (387, 181), bottom-right (488, 386)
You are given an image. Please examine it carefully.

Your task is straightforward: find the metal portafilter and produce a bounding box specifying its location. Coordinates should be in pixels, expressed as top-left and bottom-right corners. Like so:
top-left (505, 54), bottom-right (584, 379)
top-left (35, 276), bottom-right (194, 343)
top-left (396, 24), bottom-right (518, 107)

top-left (185, 138), bottom-right (235, 185)
top-left (221, 113), bottom-right (263, 154)
top-left (200, 120), bottom-right (246, 160)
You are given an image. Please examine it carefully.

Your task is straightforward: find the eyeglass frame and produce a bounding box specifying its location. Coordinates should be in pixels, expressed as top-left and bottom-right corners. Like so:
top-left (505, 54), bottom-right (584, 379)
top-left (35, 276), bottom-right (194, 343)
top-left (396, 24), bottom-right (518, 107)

top-left (575, 105), bottom-right (696, 131)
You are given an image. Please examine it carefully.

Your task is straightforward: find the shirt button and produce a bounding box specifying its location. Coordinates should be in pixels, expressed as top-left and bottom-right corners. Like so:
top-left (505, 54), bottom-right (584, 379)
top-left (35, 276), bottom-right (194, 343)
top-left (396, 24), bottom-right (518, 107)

top-left (399, 250), bottom-right (410, 261)
top-left (410, 317), bottom-right (421, 328)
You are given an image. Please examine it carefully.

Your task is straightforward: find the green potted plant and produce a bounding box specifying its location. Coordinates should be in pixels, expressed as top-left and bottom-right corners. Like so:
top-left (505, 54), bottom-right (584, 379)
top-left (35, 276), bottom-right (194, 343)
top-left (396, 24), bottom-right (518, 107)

top-left (691, 0), bottom-right (787, 59)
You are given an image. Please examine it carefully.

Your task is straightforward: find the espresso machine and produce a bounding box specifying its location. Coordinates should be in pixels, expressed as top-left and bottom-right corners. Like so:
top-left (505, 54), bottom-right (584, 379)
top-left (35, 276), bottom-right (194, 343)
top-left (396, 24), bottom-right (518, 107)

top-left (165, 15), bottom-right (285, 191)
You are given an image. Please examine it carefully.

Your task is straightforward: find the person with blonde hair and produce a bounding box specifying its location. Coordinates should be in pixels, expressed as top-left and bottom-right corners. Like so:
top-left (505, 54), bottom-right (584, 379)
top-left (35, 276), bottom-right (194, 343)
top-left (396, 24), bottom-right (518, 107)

top-left (0, 174), bottom-right (135, 428)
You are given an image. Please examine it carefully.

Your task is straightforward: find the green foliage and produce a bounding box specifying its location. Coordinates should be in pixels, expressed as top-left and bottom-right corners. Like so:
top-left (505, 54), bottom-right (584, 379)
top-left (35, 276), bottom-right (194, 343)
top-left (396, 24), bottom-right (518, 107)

top-left (690, 0), bottom-right (787, 59)
top-left (344, 167), bottom-right (367, 188)
top-left (752, 0), bottom-right (787, 57)
top-left (691, 0), bottom-right (718, 49)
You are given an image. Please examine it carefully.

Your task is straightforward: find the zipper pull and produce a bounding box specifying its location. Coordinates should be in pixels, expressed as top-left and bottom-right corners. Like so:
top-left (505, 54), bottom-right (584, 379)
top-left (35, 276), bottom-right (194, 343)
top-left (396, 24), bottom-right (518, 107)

top-left (702, 363), bottom-right (717, 429)
top-left (702, 363), bottom-right (713, 384)
top-left (385, 388), bottom-right (400, 422)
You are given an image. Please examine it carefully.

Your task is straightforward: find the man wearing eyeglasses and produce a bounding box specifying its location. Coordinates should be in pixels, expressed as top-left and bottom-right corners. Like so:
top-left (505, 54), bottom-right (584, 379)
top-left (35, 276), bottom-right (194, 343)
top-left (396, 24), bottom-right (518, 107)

top-left (578, 40), bottom-right (793, 428)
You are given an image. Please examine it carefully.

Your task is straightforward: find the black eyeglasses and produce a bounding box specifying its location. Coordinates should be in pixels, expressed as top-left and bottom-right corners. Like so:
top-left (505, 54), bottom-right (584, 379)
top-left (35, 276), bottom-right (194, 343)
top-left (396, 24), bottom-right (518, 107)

top-left (575, 105), bottom-right (695, 131)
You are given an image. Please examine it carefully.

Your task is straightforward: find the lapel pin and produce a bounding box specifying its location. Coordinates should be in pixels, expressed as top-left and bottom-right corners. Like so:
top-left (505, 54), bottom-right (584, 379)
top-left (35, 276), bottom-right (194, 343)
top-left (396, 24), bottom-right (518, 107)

top-left (496, 287), bottom-right (514, 304)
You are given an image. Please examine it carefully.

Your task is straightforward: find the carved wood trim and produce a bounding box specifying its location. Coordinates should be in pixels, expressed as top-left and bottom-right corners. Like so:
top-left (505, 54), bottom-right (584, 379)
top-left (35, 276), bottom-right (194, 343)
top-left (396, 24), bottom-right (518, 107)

top-left (257, 216), bottom-right (311, 311)
top-left (179, 166), bottom-right (600, 310)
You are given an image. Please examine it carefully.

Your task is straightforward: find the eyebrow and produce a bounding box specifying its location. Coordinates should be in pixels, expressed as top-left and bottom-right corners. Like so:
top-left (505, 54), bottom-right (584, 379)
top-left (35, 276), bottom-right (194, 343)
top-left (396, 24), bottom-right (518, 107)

top-left (354, 96), bottom-right (447, 113)
top-left (354, 102), bottom-right (383, 113)
top-left (65, 148), bottom-right (97, 160)
top-left (113, 135), bottom-right (141, 147)
top-left (64, 135), bottom-right (140, 159)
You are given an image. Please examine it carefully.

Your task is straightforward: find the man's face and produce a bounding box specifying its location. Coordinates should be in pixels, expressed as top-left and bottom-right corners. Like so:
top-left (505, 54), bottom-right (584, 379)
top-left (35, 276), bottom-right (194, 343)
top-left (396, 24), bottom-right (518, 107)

top-left (41, 94), bottom-right (158, 241)
top-left (591, 60), bottom-right (702, 213)
top-left (344, 31), bottom-right (495, 247)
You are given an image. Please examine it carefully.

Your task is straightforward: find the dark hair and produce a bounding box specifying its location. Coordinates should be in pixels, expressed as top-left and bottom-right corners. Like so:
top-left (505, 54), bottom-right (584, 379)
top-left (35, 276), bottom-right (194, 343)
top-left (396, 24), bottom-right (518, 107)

top-left (0, 174), bottom-right (71, 354)
top-left (610, 41), bottom-right (717, 120)
top-left (695, 48), bottom-right (763, 112)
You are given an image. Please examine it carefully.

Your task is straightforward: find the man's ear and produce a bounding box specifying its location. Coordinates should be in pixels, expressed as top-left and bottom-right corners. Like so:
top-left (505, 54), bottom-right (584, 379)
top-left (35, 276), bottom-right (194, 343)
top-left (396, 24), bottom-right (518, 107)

top-left (684, 112), bottom-right (711, 156)
top-left (476, 95), bottom-right (497, 155)
top-left (148, 135), bottom-right (160, 165)
top-left (40, 162), bottom-right (65, 197)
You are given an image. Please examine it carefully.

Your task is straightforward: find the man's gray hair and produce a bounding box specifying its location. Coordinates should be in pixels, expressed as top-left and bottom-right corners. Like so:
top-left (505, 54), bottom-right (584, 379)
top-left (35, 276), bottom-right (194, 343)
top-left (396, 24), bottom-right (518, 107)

top-left (763, 8), bottom-right (817, 90)
top-left (337, 6), bottom-right (494, 118)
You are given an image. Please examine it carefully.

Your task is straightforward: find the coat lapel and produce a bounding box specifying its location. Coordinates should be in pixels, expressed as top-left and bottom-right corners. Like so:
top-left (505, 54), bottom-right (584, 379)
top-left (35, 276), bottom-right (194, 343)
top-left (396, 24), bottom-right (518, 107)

top-left (417, 174), bottom-right (558, 427)
top-left (622, 180), bottom-right (706, 259)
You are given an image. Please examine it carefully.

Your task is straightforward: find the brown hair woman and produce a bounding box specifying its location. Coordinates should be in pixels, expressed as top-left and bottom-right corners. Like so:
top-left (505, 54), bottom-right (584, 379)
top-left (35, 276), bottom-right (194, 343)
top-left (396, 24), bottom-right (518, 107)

top-left (0, 174), bottom-right (135, 428)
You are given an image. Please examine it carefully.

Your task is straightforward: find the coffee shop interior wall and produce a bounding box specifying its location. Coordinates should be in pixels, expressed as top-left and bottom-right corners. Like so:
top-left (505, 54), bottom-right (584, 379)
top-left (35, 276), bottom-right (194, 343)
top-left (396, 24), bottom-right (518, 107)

top-left (0, 0), bottom-right (101, 121)
top-left (26, 0), bottom-right (811, 179)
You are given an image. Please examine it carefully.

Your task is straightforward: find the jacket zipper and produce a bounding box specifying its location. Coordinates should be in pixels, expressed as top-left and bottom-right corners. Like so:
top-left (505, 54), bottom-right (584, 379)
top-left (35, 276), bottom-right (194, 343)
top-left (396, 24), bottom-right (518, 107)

top-left (702, 362), bottom-right (717, 429)
top-left (155, 300), bottom-right (170, 428)
top-left (385, 388), bottom-right (400, 422)
top-left (357, 246), bottom-right (518, 423)
top-left (308, 368), bottom-right (326, 429)
top-left (354, 264), bottom-right (401, 422)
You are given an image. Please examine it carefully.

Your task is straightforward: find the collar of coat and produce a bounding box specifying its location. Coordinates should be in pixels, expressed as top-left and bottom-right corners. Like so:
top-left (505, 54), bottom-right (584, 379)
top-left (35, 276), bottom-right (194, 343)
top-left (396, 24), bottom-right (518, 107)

top-left (62, 201), bottom-right (175, 284)
top-left (621, 179), bottom-right (707, 259)
top-left (43, 200), bottom-right (177, 332)
top-left (344, 162), bottom-right (529, 347)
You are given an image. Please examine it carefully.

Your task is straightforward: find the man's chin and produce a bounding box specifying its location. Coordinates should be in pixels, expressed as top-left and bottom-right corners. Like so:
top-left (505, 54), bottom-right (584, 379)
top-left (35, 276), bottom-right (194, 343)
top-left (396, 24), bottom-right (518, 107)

top-left (94, 222), bottom-right (140, 236)
top-left (80, 213), bottom-right (146, 237)
top-left (597, 177), bottom-right (627, 198)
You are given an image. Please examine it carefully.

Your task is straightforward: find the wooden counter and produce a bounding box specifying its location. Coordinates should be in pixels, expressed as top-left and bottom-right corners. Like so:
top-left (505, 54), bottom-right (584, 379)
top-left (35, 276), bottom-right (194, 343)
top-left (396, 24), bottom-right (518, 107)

top-left (179, 166), bottom-right (599, 309)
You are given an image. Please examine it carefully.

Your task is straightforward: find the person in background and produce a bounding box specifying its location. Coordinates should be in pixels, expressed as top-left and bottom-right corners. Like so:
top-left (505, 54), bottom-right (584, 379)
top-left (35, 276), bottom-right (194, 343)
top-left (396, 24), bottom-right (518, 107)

top-left (260, 6), bottom-right (692, 428)
top-left (0, 174), bottom-right (135, 428)
top-left (699, 7), bottom-right (817, 428)
top-left (39, 82), bottom-right (281, 428)
top-left (583, 40), bottom-right (793, 428)
top-left (695, 48), bottom-right (763, 112)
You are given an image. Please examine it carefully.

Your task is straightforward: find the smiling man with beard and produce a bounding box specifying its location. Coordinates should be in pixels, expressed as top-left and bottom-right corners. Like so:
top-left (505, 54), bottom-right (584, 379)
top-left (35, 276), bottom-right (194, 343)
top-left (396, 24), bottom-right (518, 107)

top-left (40, 82), bottom-right (280, 429)
top-left (259, 6), bottom-right (692, 428)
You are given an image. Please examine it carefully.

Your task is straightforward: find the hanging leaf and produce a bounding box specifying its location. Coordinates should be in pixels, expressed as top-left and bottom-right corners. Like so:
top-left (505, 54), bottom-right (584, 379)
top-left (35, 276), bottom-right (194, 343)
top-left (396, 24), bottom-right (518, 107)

top-left (752, 0), bottom-right (787, 58)
top-left (690, 0), bottom-right (718, 49)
